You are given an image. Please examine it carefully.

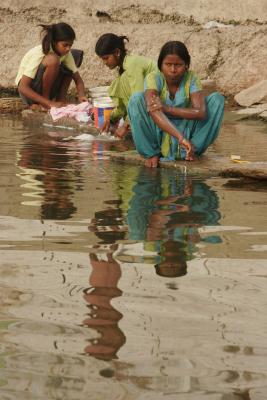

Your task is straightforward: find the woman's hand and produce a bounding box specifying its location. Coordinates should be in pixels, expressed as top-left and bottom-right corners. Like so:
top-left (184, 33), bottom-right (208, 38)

top-left (114, 122), bottom-right (130, 139)
top-left (180, 138), bottom-right (195, 161)
top-left (78, 95), bottom-right (88, 103)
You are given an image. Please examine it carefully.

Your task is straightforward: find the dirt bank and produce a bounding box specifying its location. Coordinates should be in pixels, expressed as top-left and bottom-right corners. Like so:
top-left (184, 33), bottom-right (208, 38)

top-left (0, 1), bottom-right (267, 98)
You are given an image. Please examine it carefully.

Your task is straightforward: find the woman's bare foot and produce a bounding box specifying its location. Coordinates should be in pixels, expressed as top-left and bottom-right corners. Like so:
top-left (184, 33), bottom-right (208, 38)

top-left (185, 152), bottom-right (195, 161)
top-left (144, 155), bottom-right (159, 168)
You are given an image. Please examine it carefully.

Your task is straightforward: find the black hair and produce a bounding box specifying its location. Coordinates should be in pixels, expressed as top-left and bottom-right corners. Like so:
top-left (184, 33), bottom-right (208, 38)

top-left (89, 208), bottom-right (126, 244)
top-left (157, 41), bottom-right (191, 70)
top-left (154, 260), bottom-right (187, 278)
top-left (39, 22), bottom-right (76, 54)
top-left (95, 33), bottom-right (129, 74)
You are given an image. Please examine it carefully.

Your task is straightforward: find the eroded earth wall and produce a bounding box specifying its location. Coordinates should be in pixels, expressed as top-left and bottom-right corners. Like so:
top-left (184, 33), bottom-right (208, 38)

top-left (1, 0), bottom-right (267, 96)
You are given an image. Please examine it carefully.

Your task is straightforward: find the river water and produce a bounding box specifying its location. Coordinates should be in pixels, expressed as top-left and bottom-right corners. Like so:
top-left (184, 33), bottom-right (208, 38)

top-left (0, 115), bottom-right (267, 399)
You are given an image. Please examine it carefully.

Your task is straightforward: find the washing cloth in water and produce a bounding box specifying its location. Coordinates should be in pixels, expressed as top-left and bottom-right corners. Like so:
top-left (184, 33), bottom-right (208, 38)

top-left (50, 101), bottom-right (92, 122)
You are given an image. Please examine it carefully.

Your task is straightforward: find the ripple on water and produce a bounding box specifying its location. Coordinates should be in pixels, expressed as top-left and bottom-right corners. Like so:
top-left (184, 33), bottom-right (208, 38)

top-left (0, 116), bottom-right (267, 399)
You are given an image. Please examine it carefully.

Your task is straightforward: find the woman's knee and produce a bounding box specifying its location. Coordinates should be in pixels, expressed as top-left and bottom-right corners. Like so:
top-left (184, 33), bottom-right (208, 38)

top-left (42, 53), bottom-right (60, 68)
top-left (207, 92), bottom-right (225, 107)
top-left (128, 92), bottom-right (145, 108)
top-left (128, 93), bottom-right (146, 120)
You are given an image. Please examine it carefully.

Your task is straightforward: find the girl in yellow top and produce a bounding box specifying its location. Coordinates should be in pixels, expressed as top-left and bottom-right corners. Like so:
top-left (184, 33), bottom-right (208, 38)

top-left (95, 33), bottom-right (158, 138)
top-left (16, 22), bottom-right (87, 109)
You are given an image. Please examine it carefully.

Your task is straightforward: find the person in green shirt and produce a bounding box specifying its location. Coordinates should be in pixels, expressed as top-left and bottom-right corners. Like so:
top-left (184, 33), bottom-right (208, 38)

top-left (95, 33), bottom-right (158, 138)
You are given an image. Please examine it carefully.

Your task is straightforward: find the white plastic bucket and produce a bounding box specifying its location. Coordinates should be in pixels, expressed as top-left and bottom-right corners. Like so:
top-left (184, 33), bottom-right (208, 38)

top-left (89, 86), bottom-right (110, 99)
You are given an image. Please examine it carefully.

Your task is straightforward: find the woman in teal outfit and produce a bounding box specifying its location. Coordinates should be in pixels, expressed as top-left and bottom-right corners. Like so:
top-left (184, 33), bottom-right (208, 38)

top-left (128, 41), bottom-right (225, 167)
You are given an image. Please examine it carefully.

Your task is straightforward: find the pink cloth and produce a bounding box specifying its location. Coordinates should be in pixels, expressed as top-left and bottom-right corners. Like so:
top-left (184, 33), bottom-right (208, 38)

top-left (50, 101), bottom-right (92, 122)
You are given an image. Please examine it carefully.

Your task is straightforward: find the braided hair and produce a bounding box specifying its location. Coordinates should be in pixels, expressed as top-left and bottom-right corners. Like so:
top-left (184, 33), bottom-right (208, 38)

top-left (95, 33), bottom-right (129, 74)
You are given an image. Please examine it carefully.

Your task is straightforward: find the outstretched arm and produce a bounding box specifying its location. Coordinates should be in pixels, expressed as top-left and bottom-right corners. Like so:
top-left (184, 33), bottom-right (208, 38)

top-left (145, 89), bottom-right (195, 160)
top-left (73, 71), bottom-right (87, 102)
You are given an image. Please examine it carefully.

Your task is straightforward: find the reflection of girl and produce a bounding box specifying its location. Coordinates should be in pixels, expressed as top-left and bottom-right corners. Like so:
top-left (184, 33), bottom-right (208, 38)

top-left (17, 132), bottom-right (80, 220)
top-left (95, 33), bottom-right (157, 137)
top-left (83, 249), bottom-right (125, 361)
top-left (86, 209), bottom-right (127, 360)
top-left (128, 41), bottom-right (224, 167)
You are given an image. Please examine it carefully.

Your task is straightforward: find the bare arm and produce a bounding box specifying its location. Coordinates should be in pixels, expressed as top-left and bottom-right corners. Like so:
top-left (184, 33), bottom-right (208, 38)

top-left (162, 91), bottom-right (206, 120)
top-left (72, 71), bottom-right (87, 102)
top-left (145, 89), bottom-right (195, 160)
top-left (18, 75), bottom-right (62, 108)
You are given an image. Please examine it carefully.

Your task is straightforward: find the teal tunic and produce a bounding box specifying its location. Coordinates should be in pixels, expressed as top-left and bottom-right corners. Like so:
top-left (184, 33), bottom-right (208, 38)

top-left (127, 70), bottom-right (225, 160)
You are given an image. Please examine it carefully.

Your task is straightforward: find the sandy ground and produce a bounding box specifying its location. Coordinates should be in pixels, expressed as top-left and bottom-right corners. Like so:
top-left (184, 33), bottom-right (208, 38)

top-left (1, 1), bottom-right (267, 97)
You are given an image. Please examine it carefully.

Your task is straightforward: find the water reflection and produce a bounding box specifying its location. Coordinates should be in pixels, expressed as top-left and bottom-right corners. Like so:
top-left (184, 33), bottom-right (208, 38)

top-left (17, 131), bottom-right (87, 219)
top-left (82, 168), bottom-right (222, 360)
top-left (16, 128), bottom-right (133, 220)
top-left (83, 247), bottom-right (125, 360)
top-left (1, 115), bottom-right (267, 399)
top-left (83, 206), bottom-right (126, 360)
top-left (117, 168), bottom-right (221, 277)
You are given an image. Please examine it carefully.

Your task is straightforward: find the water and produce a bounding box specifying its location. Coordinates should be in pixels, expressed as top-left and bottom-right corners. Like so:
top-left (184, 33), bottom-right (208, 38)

top-left (0, 115), bottom-right (267, 400)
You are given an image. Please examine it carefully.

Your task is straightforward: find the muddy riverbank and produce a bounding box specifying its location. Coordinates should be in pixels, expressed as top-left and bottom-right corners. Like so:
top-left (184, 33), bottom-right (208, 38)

top-left (1, 1), bottom-right (266, 180)
top-left (1, 1), bottom-right (267, 99)
top-left (13, 108), bottom-right (267, 180)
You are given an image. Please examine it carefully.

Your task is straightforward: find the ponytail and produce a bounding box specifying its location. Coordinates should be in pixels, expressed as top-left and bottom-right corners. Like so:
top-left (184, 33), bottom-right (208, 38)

top-left (40, 24), bottom-right (53, 54)
top-left (39, 22), bottom-right (76, 54)
top-left (95, 33), bottom-right (129, 74)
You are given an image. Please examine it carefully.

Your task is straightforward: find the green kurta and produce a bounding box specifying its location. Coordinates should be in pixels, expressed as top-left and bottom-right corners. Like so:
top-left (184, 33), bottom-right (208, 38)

top-left (108, 55), bottom-right (158, 122)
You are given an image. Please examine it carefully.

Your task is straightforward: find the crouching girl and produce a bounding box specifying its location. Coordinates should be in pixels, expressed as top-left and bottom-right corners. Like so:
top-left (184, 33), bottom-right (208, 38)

top-left (95, 33), bottom-right (158, 138)
top-left (16, 22), bottom-right (87, 109)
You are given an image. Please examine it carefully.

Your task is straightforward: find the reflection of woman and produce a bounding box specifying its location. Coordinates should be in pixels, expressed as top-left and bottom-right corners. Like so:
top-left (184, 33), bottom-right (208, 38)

top-left (83, 248), bottom-right (126, 360)
top-left (123, 168), bottom-right (221, 277)
top-left (128, 41), bottom-right (224, 166)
